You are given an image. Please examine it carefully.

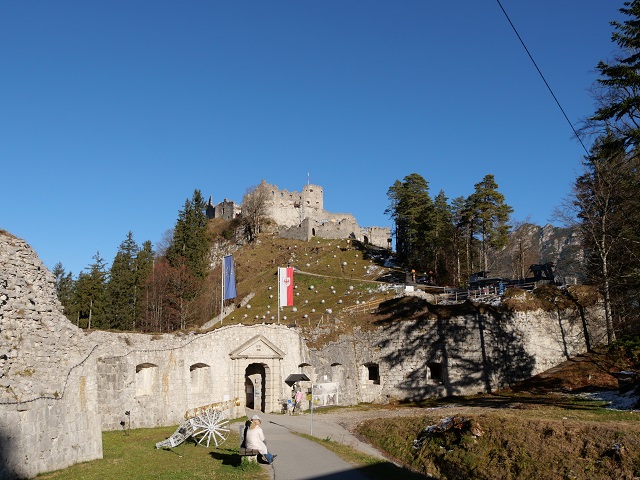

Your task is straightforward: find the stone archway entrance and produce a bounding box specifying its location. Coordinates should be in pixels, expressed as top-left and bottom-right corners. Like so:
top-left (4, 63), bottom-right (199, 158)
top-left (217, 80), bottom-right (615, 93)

top-left (244, 376), bottom-right (255, 408)
top-left (245, 363), bottom-right (267, 411)
top-left (230, 335), bottom-right (286, 413)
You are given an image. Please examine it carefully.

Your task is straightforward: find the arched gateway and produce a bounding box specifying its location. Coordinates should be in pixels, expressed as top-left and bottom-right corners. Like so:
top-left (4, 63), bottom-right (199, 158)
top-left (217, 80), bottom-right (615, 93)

top-left (230, 335), bottom-right (285, 413)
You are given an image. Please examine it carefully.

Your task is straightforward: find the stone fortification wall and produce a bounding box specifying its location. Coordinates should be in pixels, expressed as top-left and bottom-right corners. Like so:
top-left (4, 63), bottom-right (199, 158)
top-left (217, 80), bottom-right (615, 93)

top-left (90, 324), bottom-right (308, 431)
top-left (261, 181), bottom-right (323, 228)
top-left (0, 232), bottom-right (102, 479)
top-left (308, 302), bottom-right (606, 404)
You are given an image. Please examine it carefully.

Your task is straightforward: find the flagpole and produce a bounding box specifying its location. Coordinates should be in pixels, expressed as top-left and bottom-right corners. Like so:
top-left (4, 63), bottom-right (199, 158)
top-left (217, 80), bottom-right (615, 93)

top-left (277, 267), bottom-right (281, 325)
top-left (221, 260), bottom-right (224, 326)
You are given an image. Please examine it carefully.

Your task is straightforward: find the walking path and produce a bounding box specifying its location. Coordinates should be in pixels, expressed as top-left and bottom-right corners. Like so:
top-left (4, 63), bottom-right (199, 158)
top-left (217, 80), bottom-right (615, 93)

top-left (245, 408), bottom-right (386, 480)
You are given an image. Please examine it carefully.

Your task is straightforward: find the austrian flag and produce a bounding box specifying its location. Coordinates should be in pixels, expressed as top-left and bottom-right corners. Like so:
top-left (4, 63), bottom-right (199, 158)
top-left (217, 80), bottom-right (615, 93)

top-left (278, 267), bottom-right (294, 307)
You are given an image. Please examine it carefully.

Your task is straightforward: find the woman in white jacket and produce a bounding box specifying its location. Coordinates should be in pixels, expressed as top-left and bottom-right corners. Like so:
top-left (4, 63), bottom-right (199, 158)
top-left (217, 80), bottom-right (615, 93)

top-left (245, 415), bottom-right (276, 464)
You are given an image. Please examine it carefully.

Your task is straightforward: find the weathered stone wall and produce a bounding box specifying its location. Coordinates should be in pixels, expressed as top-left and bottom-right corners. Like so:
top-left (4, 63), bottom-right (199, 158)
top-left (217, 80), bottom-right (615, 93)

top-left (89, 324), bottom-right (309, 431)
top-left (0, 232), bottom-right (102, 479)
top-left (308, 303), bottom-right (606, 403)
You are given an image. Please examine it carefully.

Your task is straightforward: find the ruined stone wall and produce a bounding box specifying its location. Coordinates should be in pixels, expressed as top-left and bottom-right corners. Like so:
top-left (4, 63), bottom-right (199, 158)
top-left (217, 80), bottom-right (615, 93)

top-left (215, 180), bottom-right (391, 248)
top-left (309, 303), bottom-right (606, 404)
top-left (0, 232), bottom-right (102, 479)
top-left (206, 197), bottom-right (240, 220)
top-left (261, 181), bottom-right (324, 228)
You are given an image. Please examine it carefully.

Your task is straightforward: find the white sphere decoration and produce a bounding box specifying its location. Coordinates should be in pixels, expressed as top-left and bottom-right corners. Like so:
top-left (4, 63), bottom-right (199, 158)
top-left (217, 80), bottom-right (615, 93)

top-left (337, 299), bottom-right (343, 304)
top-left (304, 314), bottom-right (308, 318)
top-left (283, 316), bottom-right (287, 320)
top-left (296, 292), bottom-right (300, 296)
top-left (267, 310), bottom-right (270, 314)
top-left (292, 307), bottom-right (297, 312)
top-left (305, 300), bottom-right (309, 304)
top-left (342, 262), bottom-right (347, 266)
top-left (262, 315), bottom-right (266, 319)
top-left (311, 308), bottom-right (316, 313)
top-left (294, 285), bottom-right (298, 289)
top-left (268, 286), bottom-right (272, 290)
top-left (267, 305), bottom-right (271, 309)
top-left (246, 304), bottom-right (252, 309)
top-left (269, 294), bottom-right (273, 298)
top-left (355, 254), bottom-right (359, 257)
top-left (255, 315), bottom-right (259, 319)
top-left (321, 299), bottom-right (325, 303)
top-left (349, 286), bottom-right (354, 290)
top-left (326, 309), bottom-right (332, 314)
top-left (244, 314), bottom-right (248, 318)
top-left (309, 285), bottom-right (314, 290)
top-left (356, 300), bottom-right (360, 305)
top-left (306, 263), bottom-right (311, 267)
top-left (271, 316), bottom-right (275, 320)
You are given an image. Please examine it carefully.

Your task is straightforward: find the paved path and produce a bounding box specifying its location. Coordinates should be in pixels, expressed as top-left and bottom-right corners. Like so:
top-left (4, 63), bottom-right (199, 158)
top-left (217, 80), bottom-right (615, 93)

top-left (245, 409), bottom-right (386, 480)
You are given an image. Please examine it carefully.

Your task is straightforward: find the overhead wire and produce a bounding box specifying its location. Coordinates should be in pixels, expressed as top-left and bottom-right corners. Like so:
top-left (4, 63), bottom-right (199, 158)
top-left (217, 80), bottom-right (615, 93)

top-left (495, 0), bottom-right (590, 156)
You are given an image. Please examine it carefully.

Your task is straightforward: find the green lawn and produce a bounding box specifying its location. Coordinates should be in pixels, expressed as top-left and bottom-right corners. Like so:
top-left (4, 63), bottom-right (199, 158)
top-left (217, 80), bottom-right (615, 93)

top-left (37, 424), bottom-right (269, 480)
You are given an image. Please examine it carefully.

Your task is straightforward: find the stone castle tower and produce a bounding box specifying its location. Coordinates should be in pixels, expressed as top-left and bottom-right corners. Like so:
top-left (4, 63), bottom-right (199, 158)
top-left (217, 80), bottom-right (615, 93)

top-left (208, 180), bottom-right (391, 248)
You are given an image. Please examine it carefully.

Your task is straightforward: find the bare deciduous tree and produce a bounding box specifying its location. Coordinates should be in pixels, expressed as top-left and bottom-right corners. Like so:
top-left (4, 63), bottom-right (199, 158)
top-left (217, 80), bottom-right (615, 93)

top-left (241, 183), bottom-right (270, 242)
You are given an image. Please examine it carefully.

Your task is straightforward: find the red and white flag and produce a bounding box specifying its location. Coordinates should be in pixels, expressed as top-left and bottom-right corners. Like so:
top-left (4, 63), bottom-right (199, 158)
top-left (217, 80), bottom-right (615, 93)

top-left (278, 267), bottom-right (294, 307)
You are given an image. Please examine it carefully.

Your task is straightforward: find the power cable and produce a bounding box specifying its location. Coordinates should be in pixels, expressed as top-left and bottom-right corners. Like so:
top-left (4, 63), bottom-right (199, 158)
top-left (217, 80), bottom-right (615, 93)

top-left (495, 0), bottom-right (590, 156)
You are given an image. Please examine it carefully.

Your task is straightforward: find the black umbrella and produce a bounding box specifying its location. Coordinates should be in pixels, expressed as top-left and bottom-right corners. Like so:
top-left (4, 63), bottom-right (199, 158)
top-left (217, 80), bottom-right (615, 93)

top-left (284, 373), bottom-right (310, 386)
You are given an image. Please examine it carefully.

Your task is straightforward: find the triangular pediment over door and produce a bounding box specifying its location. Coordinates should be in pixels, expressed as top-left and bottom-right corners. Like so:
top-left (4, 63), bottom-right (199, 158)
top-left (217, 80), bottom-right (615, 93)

top-left (229, 334), bottom-right (285, 360)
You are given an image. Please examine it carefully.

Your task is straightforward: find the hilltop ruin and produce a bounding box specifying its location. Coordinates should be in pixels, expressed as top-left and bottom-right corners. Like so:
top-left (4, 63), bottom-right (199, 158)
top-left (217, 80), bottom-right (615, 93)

top-left (207, 180), bottom-right (391, 248)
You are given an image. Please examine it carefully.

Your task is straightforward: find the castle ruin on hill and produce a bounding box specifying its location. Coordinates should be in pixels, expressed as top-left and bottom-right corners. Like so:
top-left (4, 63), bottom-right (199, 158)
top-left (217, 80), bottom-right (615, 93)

top-left (0, 231), bottom-right (606, 478)
top-left (207, 180), bottom-right (392, 249)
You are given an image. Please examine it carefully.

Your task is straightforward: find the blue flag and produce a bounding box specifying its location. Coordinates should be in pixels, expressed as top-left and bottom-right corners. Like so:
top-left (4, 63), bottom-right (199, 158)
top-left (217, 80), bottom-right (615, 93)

top-left (223, 255), bottom-right (237, 300)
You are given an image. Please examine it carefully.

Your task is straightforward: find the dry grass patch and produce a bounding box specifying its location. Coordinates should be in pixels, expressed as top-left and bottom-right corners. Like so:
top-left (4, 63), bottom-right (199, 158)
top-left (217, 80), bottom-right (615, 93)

top-left (358, 410), bottom-right (640, 479)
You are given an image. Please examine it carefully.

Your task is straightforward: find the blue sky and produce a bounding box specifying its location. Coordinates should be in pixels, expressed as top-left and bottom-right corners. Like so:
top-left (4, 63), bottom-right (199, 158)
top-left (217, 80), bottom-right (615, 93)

top-left (1, 1), bottom-right (622, 276)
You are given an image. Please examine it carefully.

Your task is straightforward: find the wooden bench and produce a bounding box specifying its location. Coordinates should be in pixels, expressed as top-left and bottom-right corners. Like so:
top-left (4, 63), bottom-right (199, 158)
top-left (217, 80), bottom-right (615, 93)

top-left (238, 424), bottom-right (260, 463)
top-left (239, 447), bottom-right (261, 463)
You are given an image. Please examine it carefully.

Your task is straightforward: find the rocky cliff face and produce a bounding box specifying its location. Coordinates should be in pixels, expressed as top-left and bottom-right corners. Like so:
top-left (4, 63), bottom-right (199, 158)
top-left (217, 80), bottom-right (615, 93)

top-left (493, 223), bottom-right (583, 284)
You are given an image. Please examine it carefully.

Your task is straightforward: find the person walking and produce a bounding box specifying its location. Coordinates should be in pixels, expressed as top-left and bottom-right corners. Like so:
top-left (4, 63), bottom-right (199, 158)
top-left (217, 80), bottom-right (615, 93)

top-left (245, 415), bottom-right (277, 464)
top-left (294, 389), bottom-right (304, 414)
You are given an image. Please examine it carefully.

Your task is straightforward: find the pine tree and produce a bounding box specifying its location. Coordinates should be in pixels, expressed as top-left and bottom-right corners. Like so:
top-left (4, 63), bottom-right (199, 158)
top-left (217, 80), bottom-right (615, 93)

top-left (135, 240), bottom-right (155, 329)
top-left (587, 1), bottom-right (640, 151)
top-left (167, 189), bottom-right (209, 278)
top-left (107, 232), bottom-right (139, 330)
top-left (467, 175), bottom-right (513, 273)
top-left (570, 134), bottom-right (640, 341)
top-left (52, 262), bottom-right (77, 322)
top-left (75, 253), bottom-right (108, 329)
top-left (385, 173), bottom-right (435, 270)
top-left (433, 191), bottom-right (454, 285)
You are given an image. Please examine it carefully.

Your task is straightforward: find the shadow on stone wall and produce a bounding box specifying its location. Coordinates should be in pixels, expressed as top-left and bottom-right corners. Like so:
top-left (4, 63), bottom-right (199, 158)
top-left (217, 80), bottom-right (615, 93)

top-left (374, 299), bottom-right (536, 400)
top-left (0, 425), bottom-right (20, 480)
